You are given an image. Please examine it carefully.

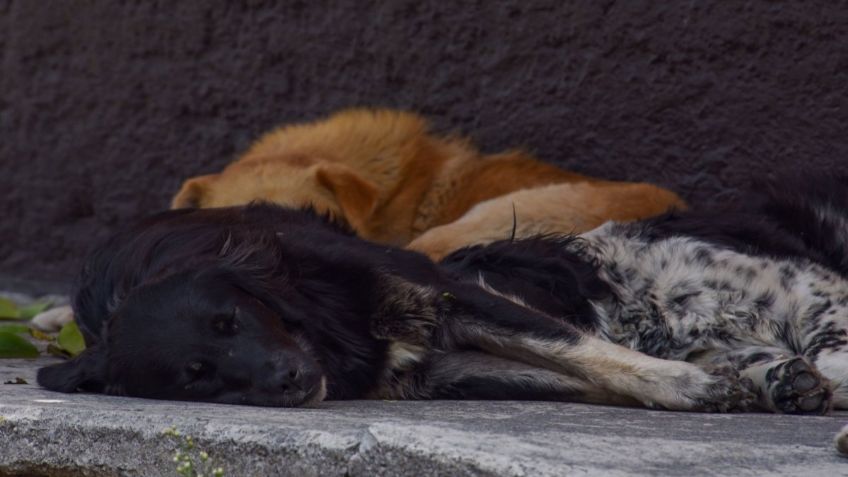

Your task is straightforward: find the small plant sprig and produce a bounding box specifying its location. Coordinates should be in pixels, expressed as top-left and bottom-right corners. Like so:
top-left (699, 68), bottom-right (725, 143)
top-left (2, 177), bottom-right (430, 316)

top-left (0, 298), bottom-right (86, 359)
top-left (0, 297), bottom-right (53, 359)
top-left (162, 427), bottom-right (224, 477)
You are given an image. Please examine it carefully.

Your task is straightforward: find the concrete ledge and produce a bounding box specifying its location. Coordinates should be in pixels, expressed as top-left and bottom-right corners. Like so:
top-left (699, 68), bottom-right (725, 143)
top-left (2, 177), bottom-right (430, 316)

top-left (1, 357), bottom-right (846, 476)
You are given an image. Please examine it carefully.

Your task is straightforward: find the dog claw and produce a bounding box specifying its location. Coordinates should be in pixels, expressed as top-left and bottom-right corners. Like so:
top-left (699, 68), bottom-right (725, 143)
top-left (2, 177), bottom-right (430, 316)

top-left (694, 365), bottom-right (757, 413)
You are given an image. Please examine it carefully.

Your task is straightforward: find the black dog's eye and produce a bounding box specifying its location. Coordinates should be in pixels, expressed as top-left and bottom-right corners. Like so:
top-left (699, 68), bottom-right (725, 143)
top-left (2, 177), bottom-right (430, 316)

top-left (185, 360), bottom-right (213, 379)
top-left (186, 361), bottom-right (205, 374)
top-left (212, 307), bottom-right (240, 335)
top-left (184, 361), bottom-right (215, 389)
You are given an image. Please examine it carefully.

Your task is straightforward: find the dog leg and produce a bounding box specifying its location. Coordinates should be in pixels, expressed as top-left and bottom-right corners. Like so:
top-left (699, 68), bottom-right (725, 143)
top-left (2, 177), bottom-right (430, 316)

top-left (440, 284), bottom-right (755, 412)
top-left (422, 351), bottom-right (640, 406)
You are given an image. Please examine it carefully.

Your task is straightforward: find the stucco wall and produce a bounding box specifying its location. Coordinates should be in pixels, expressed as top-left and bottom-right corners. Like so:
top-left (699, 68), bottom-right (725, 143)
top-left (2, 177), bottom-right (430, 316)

top-left (1, 0), bottom-right (846, 292)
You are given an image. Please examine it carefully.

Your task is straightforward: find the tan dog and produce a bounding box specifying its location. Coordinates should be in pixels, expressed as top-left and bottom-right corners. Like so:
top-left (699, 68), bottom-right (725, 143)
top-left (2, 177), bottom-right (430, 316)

top-left (173, 108), bottom-right (684, 249)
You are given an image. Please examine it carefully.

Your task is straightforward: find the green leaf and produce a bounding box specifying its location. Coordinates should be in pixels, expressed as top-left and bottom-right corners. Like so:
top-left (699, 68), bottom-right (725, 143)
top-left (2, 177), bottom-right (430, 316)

top-left (0, 332), bottom-right (39, 358)
top-left (0, 324), bottom-right (30, 334)
top-left (18, 301), bottom-right (52, 320)
top-left (57, 321), bottom-right (85, 357)
top-left (0, 298), bottom-right (20, 320)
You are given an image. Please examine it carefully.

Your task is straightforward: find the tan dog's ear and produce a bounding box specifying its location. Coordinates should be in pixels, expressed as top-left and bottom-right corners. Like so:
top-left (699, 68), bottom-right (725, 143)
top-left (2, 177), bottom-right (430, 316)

top-left (171, 174), bottom-right (218, 209)
top-left (315, 164), bottom-right (379, 231)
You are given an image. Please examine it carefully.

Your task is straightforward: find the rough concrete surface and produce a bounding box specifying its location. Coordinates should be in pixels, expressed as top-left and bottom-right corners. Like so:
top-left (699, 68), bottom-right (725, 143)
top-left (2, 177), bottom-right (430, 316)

top-left (1, 357), bottom-right (846, 477)
top-left (2, 1), bottom-right (848, 291)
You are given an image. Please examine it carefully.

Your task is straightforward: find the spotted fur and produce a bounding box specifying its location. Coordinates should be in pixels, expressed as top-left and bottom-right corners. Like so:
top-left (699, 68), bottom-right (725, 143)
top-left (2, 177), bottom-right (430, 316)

top-left (449, 174), bottom-right (848, 414)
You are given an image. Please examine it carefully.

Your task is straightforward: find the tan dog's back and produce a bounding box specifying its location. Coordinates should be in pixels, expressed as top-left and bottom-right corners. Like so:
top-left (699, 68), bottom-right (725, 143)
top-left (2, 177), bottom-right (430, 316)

top-left (240, 109), bottom-right (461, 194)
top-left (173, 107), bottom-right (685, 248)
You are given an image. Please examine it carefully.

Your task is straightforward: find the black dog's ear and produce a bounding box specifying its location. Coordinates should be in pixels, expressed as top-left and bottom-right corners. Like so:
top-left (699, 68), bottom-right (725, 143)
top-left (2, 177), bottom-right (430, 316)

top-left (37, 346), bottom-right (106, 393)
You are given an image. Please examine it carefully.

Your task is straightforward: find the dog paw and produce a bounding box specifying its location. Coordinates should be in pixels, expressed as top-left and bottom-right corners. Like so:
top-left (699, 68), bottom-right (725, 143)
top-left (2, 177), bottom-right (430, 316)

top-left (31, 305), bottom-right (75, 332)
top-left (767, 357), bottom-right (832, 414)
top-left (691, 365), bottom-right (757, 413)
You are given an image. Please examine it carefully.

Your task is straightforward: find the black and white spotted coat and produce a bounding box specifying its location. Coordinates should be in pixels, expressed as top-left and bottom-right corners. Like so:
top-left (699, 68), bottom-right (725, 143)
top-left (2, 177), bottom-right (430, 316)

top-left (579, 223), bottom-right (847, 368)
top-left (566, 174), bottom-right (848, 411)
top-left (444, 174), bottom-right (848, 413)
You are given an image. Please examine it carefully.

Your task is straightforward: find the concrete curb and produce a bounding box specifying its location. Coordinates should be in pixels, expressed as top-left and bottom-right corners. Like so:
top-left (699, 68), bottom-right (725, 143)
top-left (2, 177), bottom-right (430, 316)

top-left (1, 357), bottom-right (847, 476)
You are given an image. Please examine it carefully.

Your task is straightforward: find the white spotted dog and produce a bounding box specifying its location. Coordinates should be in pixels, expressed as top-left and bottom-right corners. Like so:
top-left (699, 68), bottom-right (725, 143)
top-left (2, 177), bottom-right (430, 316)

top-left (441, 174), bottom-right (848, 414)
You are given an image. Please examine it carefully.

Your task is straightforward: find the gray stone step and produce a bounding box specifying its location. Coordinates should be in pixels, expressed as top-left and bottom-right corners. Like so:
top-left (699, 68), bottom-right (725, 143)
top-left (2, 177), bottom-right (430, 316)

top-left (1, 357), bottom-right (846, 476)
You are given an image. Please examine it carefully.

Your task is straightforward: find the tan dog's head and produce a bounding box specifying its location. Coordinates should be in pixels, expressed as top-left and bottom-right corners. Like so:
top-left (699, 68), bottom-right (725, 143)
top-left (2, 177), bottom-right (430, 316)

top-left (172, 155), bottom-right (379, 233)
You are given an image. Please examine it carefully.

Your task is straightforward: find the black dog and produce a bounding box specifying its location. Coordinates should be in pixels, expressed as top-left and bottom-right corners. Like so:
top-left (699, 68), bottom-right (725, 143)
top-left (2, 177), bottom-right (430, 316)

top-left (37, 203), bottom-right (751, 410)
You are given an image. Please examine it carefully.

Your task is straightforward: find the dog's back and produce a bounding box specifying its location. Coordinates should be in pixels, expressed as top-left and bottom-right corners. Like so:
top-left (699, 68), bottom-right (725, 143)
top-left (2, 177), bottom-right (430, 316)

top-left (173, 108), bottom-right (685, 249)
top-left (636, 174), bottom-right (848, 274)
top-left (759, 174), bottom-right (848, 275)
top-left (171, 109), bottom-right (477, 243)
top-left (241, 109), bottom-right (463, 193)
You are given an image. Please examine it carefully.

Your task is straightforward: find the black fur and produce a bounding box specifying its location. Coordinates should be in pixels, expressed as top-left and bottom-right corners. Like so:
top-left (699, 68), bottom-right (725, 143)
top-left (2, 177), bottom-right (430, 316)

top-left (56, 204), bottom-right (445, 403)
top-left (441, 237), bottom-right (609, 331)
top-left (40, 203), bottom-right (622, 407)
top-left (639, 173), bottom-right (848, 275)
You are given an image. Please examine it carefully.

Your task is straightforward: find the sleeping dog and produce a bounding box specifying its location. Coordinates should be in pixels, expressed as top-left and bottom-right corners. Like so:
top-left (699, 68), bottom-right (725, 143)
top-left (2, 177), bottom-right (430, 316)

top-left (442, 174), bottom-right (848, 414)
top-left (38, 175), bottom-right (847, 414)
top-left (37, 204), bottom-right (750, 411)
top-left (171, 108), bottom-right (684, 249)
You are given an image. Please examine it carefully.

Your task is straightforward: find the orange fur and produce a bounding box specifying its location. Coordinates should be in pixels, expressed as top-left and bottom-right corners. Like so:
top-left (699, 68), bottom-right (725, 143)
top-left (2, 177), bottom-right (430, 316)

top-left (172, 108), bottom-right (684, 250)
top-left (407, 182), bottom-right (687, 260)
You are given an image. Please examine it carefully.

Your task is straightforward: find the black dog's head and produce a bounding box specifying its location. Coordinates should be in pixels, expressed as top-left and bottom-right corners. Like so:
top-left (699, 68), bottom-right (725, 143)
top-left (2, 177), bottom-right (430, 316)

top-left (37, 204), bottom-right (396, 406)
top-left (38, 267), bottom-right (327, 406)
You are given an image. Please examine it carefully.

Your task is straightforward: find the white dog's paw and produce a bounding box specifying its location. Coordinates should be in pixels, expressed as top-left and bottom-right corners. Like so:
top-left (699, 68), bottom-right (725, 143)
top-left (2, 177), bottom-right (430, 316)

top-left (30, 305), bottom-right (75, 331)
top-left (836, 424), bottom-right (848, 455)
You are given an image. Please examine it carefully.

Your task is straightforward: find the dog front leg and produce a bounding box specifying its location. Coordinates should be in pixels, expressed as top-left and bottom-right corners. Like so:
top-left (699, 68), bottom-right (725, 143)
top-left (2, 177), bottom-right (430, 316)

top-left (440, 284), bottom-right (754, 412)
top-left (421, 350), bottom-right (640, 406)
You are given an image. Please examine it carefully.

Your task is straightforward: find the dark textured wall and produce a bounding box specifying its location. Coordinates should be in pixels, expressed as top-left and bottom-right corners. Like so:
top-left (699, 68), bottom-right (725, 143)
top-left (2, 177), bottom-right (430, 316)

top-left (1, 0), bottom-right (847, 292)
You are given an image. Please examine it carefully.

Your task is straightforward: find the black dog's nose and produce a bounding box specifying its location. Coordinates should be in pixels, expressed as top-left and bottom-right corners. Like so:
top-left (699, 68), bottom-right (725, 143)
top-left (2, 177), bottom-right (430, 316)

top-left (279, 368), bottom-right (301, 391)
top-left (266, 360), bottom-right (305, 392)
